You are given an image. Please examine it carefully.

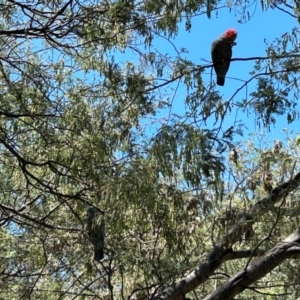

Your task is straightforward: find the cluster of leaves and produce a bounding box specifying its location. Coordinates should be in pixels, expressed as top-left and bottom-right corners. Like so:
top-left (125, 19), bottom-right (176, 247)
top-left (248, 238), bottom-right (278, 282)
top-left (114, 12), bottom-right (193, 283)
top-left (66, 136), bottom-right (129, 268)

top-left (0, 0), bottom-right (300, 299)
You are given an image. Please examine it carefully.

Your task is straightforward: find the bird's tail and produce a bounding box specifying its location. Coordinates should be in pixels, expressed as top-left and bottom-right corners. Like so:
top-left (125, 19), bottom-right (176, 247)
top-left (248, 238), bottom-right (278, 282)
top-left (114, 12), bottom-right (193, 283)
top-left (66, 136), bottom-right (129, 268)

top-left (217, 76), bottom-right (225, 86)
top-left (94, 248), bottom-right (104, 261)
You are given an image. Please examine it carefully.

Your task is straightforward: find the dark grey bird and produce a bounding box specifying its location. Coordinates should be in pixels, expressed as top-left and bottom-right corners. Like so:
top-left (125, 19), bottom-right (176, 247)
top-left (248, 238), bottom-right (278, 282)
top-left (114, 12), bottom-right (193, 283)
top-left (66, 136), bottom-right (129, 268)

top-left (85, 206), bottom-right (105, 261)
top-left (211, 29), bottom-right (237, 86)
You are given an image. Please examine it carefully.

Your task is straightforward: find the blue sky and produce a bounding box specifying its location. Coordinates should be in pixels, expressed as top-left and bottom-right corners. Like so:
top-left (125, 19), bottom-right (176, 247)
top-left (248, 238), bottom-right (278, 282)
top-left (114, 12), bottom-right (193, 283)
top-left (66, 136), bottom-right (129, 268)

top-left (104, 3), bottom-right (298, 149)
top-left (147, 4), bottom-right (299, 145)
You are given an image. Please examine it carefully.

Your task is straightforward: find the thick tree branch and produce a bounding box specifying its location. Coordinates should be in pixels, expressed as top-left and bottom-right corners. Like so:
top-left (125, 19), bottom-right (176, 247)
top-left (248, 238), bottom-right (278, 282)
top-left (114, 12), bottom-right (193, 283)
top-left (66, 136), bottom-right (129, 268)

top-left (152, 171), bottom-right (300, 300)
top-left (202, 228), bottom-right (300, 300)
top-left (228, 249), bottom-right (264, 260)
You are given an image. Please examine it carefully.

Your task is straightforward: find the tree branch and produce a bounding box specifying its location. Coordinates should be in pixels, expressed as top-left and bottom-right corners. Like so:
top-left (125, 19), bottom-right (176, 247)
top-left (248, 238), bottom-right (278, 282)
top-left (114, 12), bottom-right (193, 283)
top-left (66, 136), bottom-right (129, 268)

top-left (202, 228), bottom-right (300, 300)
top-left (152, 171), bottom-right (300, 300)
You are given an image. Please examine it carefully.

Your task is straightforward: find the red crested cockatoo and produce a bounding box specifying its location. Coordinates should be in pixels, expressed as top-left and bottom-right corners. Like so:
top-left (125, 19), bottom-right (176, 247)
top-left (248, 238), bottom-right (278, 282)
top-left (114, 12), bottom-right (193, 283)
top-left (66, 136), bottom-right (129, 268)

top-left (211, 29), bottom-right (237, 86)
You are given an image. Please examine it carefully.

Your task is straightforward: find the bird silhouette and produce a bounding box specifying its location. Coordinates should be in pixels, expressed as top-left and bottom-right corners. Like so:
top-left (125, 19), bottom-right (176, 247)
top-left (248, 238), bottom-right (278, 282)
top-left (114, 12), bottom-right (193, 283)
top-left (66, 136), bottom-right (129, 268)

top-left (85, 206), bottom-right (105, 261)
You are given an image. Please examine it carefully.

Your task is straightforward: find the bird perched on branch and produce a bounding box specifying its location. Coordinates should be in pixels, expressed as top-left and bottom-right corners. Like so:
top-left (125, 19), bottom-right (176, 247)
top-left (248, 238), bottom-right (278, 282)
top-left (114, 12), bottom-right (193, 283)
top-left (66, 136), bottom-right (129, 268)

top-left (85, 206), bottom-right (105, 261)
top-left (211, 29), bottom-right (237, 86)
top-left (229, 147), bottom-right (239, 166)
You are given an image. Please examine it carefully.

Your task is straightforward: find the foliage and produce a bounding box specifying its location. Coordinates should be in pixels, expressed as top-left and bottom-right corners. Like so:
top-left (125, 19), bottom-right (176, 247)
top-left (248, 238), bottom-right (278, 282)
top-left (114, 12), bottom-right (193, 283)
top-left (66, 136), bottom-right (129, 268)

top-left (0, 0), bottom-right (300, 299)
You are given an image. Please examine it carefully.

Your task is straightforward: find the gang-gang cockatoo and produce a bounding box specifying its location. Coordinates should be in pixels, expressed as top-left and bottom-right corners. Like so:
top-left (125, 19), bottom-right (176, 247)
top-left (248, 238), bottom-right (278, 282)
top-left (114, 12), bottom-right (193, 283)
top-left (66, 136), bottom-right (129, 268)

top-left (211, 29), bottom-right (237, 86)
top-left (85, 206), bottom-right (105, 261)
